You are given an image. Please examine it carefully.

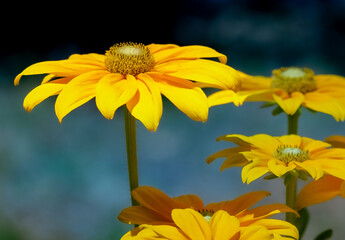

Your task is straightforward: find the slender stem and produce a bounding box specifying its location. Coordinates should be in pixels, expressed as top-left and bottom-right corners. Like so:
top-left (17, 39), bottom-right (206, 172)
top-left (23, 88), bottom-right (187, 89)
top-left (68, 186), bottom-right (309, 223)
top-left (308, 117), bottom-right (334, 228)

top-left (287, 110), bottom-right (300, 135)
top-left (285, 110), bottom-right (301, 225)
top-left (124, 107), bottom-right (139, 206)
top-left (285, 171), bottom-right (298, 224)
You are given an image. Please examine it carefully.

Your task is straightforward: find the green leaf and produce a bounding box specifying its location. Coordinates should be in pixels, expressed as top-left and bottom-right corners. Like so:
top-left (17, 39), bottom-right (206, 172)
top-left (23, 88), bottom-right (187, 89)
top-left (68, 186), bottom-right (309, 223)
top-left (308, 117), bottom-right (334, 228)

top-left (295, 208), bottom-right (310, 239)
top-left (263, 173), bottom-right (278, 180)
top-left (314, 229), bottom-right (333, 240)
top-left (260, 101), bottom-right (276, 108)
top-left (272, 105), bottom-right (284, 116)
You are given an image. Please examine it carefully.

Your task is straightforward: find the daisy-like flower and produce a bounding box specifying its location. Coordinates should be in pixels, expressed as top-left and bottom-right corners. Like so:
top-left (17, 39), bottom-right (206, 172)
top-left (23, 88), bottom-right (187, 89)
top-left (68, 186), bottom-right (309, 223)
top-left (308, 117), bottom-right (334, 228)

top-left (208, 67), bottom-right (345, 121)
top-left (206, 134), bottom-right (345, 183)
top-left (15, 43), bottom-right (241, 131)
top-left (118, 186), bottom-right (297, 227)
top-left (121, 208), bottom-right (299, 240)
top-left (295, 175), bottom-right (345, 210)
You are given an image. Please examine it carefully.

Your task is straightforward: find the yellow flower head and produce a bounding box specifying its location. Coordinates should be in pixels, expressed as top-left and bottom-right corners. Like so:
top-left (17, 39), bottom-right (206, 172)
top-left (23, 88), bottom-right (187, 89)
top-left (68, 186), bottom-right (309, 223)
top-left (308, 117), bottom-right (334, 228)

top-left (15, 43), bottom-right (241, 131)
top-left (207, 134), bottom-right (345, 183)
top-left (118, 186), bottom-right (297, 227)
top-left (121, 208), bottom-right (299, 240)
top-left (208, 67), bottom-right (345, 121)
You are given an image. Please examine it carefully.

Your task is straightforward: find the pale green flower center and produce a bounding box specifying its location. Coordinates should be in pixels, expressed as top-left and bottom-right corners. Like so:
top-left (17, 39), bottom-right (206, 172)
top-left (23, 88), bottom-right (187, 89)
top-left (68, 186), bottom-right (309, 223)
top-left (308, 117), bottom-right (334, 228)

top-left (271, 67), bottom-right (317, 94)
top-left (275, 145), bottom-right (310, 164)
top-left (105, 42), bottom-right (155, 75)
top-left (198, 209), bottom-right (214, 222)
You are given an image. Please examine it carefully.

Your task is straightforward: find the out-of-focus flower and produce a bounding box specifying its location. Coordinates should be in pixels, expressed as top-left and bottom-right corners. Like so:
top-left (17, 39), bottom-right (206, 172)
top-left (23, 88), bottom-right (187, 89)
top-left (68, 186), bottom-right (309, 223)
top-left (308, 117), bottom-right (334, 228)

top-left (207, 134), bottom-right (345, 183)
top-left (208, 67), bottom-right (345, 121)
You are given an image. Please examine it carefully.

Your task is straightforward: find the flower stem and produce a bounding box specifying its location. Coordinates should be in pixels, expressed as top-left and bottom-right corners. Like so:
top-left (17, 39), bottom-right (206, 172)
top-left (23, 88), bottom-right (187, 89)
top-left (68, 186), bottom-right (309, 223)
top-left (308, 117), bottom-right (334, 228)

top-left (124, 107), bottom-right (139, 206)
top-left (285, 110), bottom-right (301, 225)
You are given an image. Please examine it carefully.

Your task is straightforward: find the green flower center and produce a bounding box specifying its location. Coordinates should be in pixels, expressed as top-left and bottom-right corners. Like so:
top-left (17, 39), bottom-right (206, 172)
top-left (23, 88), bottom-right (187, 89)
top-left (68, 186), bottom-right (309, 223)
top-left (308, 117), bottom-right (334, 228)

top-left (104, 42), bottom-right (155, 75)
top-left (274, 145), bottom-right (310, 164)
top-left (271, 67), bottom-right (317, 94)
top-left (198, 209), bottom-right (214, 222)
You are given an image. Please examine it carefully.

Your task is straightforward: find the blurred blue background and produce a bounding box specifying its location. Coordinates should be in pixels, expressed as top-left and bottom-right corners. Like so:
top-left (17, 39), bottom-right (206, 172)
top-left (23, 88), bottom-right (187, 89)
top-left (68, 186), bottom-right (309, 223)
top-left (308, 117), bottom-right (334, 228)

top-left (1, 0), bottom-right (345, 239)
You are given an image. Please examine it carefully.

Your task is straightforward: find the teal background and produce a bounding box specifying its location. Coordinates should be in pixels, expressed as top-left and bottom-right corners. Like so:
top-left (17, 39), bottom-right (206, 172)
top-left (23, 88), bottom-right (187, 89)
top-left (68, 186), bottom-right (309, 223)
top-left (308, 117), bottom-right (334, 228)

top-left (1, 0), bottom-right (345, 239)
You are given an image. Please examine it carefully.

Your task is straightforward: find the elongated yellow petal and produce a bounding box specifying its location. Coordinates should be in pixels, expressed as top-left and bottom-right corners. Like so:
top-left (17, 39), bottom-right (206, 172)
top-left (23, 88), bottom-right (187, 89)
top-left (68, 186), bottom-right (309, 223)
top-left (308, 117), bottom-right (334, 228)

top-left (210, 211), bottom-right (240, 240)
top-left (152, 45), bottom-right (227, 64)
top-left (273, 92), bottom-right (304, 115)
top-left (325, 135), bottom-right (345, 148)
top-left (295, 160), bottom-right (324, 180)
top-left (142, 224), bottom-right (187, 240)
top-left (147, 44), bottom-right (179, 54)
top-left (126, 76), bottom-right (162, 131)
top-left (153, 75), bottom-right (208, 123)
top-left (268, 159), bottom-right (294, 177)
top-left (242, 162), bottom-right (269, 184)
top-left (55, 70), bottom-right (108, 122)
top-left (253, 219), bottom-right (299, 240)
top-left (304, 91), bottom-right (345, 121)
top-left (23, 78), bottom-right (71, 112)
top-left (240, 225), bottom-right (273, 240)
top-left (155, 59), bottom-right (241, 90)
top-left (15, 59), bottom-right (105, 85)
top-left (296, 175), bottom-right (343, 210)
top-left (172, 209), bottom-right (211, 240)
top-left (95, 74), bottom-right (137, 119)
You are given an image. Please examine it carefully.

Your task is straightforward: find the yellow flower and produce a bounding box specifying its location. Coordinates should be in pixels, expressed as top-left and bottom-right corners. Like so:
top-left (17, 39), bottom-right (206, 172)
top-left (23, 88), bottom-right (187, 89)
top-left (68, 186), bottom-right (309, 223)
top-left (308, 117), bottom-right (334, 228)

top-left (207, 134), bottom-right (345, 183)
top-left (295, 175), bottom-right (345, 210)
top-left (15, 43), bottom-right (241, 131)
top-left (208, 67), bottom-right (345, 121)
top-left (121, 208), bottom-right (299, 240)
top-left (118, 186), bottom-right (297, 227)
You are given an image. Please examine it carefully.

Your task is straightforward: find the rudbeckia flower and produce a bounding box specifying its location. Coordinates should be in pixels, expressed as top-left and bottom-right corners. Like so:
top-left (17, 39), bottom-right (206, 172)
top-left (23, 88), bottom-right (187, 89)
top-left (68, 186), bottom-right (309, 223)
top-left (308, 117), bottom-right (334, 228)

top-left (15, 43), bottom-right (241, 131)
top-left (208, 67), bottom-right (345, 121)
top-left (206, 134), bottom-right (345, 183)
top-left (118, 186), bottom-right (297, 227)
top-left (121, 209), bottom-right (299, 240)
top-left (295, 175), bottom-right (345, 210)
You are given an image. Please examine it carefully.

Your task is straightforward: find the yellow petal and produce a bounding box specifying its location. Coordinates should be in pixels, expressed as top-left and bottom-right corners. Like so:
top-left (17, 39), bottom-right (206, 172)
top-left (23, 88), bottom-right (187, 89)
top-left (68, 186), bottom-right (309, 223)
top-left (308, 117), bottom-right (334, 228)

top-left (55, 70), bottom-right (108, 122)
top-left (240, 225), bottom-right (273, 240)
top-left (95, 74), bottom-right (137, 119)
top-left (304, 91), bottom-right (345, 121)
top-left (23, 78), bottom-right (70, 112)
top-left (296, 175), bottom-right (343, 210)
top-left (15, 59), bottom-right (105, 85)
top-left (207, 90), bottom-right (238, 107)
top-left (152, 45), bottom-right (227, 64)
top-left (142, 224), bottom-right (187, 240)
top-left (152, 74), bottom-right (209, 123)
top-left (242, 162), bottom-right (269, 184)
top-left (267, 158), bottom-right (294, 177)
top-left (210, 211), bottom-right (240, 240)
top-left (241, 204), bottom-right (298, 222)
top-left (155, 59), bottom-right (241, 90)
top-left (295, 160), bottom-right (324, 180)
top-left (126, 75), bottom-right (162, 131)
top-left (172, 209), bottom-right (211, 240)
top-left (278, 134), bottom-right (302, 147)
top-left (253, 219), bottom-right (299, 240)
top-left (147, 43), bottom-right (179, 54)
top-left (273, 92), bottom-right (304, 115)
top-left (315, 159), bottom-right (345, 180)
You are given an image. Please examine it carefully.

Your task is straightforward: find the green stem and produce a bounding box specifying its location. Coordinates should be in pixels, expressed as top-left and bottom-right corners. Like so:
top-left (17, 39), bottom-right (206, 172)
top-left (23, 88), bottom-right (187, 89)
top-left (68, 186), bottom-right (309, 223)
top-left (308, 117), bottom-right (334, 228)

top-left (285, 110), bottom-right (301, 225)
top-left (124, 107), bottom-right (139, 206)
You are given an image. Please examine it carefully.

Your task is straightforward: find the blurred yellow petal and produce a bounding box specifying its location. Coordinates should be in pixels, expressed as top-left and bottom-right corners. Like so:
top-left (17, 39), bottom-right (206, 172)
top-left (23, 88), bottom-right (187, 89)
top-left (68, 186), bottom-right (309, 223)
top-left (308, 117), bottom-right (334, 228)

top-left (273, 92), bottom-right (304, 115)
top-left (295, 160), bottom-right (324, 179)
top-left (296, 175), bottom-right (344, 210)
top-left (253, 219), bottom-right (299, 240)
top-left (118, 206), bottom-right (172, 225)
top-left (172, 195), bottom-right (204, 210)
top-left (325, 135), bottom-right (345, 148)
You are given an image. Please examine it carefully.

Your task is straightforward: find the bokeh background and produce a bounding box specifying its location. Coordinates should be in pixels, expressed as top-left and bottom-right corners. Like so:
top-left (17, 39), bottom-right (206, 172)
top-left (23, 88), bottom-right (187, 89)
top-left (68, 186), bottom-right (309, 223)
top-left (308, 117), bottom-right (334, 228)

top-left (1, 0), bottom-right (345, 239)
